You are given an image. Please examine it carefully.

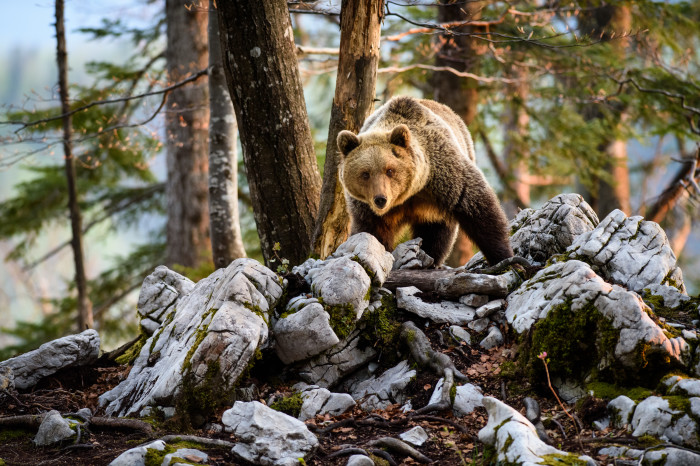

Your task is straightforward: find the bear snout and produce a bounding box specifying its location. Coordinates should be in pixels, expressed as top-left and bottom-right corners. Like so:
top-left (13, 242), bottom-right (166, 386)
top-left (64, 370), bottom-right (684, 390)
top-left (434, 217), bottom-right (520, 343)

top-left (373, 195), bottom-right (387, 209)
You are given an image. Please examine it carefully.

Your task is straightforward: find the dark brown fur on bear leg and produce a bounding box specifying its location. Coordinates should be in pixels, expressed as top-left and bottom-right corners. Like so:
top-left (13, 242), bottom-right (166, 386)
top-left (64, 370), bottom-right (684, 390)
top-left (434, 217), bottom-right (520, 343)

top-left (348, 198), bottom-right (398, 252)
top-left (412, 221), bottom-right (457, 266)
top-left (454, 193), bottom-right (513, 266)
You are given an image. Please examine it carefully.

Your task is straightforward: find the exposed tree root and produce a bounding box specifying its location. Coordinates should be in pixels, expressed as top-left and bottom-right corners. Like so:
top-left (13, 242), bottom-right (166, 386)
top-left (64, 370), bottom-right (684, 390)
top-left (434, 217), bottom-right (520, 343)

top-left (470, 256), bottom-right (533, 275)
top-left (158, 434), bottom-right (234, 448)
top-left (88, 416), bottom-right (153, 435)
top-left (368, 437), bottom-right (432, 463)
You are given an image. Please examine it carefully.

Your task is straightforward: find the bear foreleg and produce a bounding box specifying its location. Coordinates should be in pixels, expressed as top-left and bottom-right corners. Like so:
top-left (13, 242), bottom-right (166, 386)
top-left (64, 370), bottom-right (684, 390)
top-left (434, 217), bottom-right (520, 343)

top-left (412, 221), bottom-right (458, 267)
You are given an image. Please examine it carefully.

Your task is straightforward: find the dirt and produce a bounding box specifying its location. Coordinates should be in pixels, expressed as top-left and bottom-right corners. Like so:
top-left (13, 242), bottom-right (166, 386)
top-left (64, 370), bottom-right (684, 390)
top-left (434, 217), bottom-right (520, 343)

top-left (0, 323), bottom-right (639, 465)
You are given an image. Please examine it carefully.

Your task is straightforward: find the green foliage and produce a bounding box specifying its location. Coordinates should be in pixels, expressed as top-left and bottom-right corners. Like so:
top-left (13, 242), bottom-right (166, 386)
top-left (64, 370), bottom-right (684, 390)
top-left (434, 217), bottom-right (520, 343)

top-left (270, 391), bottom-right (304, 418)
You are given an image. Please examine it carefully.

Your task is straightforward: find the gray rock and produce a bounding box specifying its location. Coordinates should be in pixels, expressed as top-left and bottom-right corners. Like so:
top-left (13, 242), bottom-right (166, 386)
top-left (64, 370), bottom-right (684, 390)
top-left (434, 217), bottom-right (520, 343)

top-left (468, 317), bottom-right (490, 333)
top-left (222, 401), bottom-right (318, 465)
top-left (479, 326), bottom-right (504, 350)
top-left (399, 426), bottom-right (429, 447)
top-left (397, 286), bottom-right (476, 325)
top-left (506, 261), bottom-right (689, 380)
top-left (162, 448), bottom-right (208, 466)
top-left (108, 440), bottom-right (166, 466)
top-left (137, 266), bottom-right (195, 333)
top-left (609, 395), bottom-right (636, 428)
top-left (33, 410), bottom-right (75, 446)
top-left (332, 232), bottom-right (394, 286)
top-left (392, 238), bottom-right (434, 270)
top-left (310, 256), bottom-right (371, 319)
top-left (476, 299), bottom-right (505, 318)
top-left (479, 397), bottom-right (595, 465)
top-left (298, 388), bottom-right (355, 421)
top-left (347, 455), bottom-right (374, 466)
top-left (100, 259), bottom-right (282, 416)
top-left (643, 447), bottom-right (700, 466)
top-left (348, 360), bottom-right (416, 411)
top-left (298, 329), bottom-right (377, 388)
top-left (631, 396), bottom-right (675, 438)
top-left (449, 326), bottom-right (471, 345)
top-left (567, 209), bottom-right (685, 293)
top-left (460, 293), bottom-right (489, 308)
top-left (598, 446), bottom-right (643, 459)
top-left (0, 329), bottom-right (100, 390)
top-left (0, 366), bottom-right (14, 391)
top-left (664, 413), bottom-right (699, 448)
top-left (274, 302), bottom-right (339, 364)
top-left (644, 283), bottom-right (691, 309)
top-left (429, 379), bottom-right (483, 416)
top-left (666, 377), bottom-right (700, 396)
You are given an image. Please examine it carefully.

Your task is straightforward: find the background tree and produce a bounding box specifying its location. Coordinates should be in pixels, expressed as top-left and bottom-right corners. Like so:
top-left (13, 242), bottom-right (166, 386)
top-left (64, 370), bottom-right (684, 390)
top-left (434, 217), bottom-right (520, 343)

top-left (165, 0), bottom-right (211, 269)
top-left (207, 0), bottom-right (246, 268)
top-left (312, 0), bottom-right (385, 258)
top-left (218, 0), bottom-right (322, 267)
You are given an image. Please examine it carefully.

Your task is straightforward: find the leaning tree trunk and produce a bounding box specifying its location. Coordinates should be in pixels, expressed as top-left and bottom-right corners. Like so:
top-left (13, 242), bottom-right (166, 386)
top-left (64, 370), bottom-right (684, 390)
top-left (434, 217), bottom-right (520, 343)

top-left (207, 0), bottom-right (246, 269)
top-left (217, 0), bottom-right (322, 266)
top-left (165, 0), bottom-right (211, 269)
top-left (311, 0), bottom-right (385, 258)
top-left (55, 0), bottom-right (93, 330)
top-left (431, 0), bottom-right (485, 267)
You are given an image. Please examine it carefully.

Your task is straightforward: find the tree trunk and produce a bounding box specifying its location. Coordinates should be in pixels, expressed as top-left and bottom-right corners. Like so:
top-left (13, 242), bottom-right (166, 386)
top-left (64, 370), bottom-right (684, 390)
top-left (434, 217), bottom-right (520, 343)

top-left (165, 0), bottom-right (211, 269)
top-left (311, 0), bottom-right (385, 259)
top-left (502, 68), bottom-right (531, 219)
top-left (55, 0), bottom-right (93, 330)
top-left (431, 0), bottom-right (485, 267)
top-left (217, 0), bottom-right (322, 266)
top-left (207, 0), bottom-right (246, 269)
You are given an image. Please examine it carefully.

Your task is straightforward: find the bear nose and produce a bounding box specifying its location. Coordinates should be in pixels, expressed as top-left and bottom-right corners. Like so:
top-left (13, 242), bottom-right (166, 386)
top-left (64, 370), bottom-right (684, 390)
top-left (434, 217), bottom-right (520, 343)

top-left (374, 195), bottom-right (387, 209)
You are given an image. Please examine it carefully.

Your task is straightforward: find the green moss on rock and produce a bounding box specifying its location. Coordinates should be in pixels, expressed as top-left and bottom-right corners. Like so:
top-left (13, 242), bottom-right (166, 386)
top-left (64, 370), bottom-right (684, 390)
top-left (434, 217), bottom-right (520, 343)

top-left (116, 333), bottom-right (148, 366)
top-left (270, 391), bottom-right (304, 418)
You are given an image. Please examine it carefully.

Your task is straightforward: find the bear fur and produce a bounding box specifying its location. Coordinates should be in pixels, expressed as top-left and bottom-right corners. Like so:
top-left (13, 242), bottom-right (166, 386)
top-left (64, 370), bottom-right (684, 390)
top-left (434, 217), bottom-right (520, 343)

top-left (337, 96), bottom-right (513, 266)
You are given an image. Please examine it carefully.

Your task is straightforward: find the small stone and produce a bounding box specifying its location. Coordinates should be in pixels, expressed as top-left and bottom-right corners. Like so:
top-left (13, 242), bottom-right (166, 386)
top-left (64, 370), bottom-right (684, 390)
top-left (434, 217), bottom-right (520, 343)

top-left (459, 294), bottom-right (489, 307)
top-left (162, 448), bottom-right (208, 466)
top-left (397, 286), bottom-right (476, 325)
top-left (683, 329), bottom-right (698, 341)
top-left (449, 326), bottom-right (471, 345)
top-left (399, 426), bottom-right (429, 446)
top-left (593, 417), bottom-right (610, 431)
top-left (108, 440), bottom-right (166, 466)
top-left (468, 318), bottom-right (489, 333)
top-left (479, 326), bottom-right (503, 349)
top-left (476, 299), bottom-right (505, 318)
top-left (392, 238), bottom-right (434, 270)
top-left (161, 406), bottom-right (176, 418)
top-left (34, 410), bottom-right (75, 446)
top-left (346, 455), bottom-right (374, 466)
top-left (274, 302), bottom-right (340, 364)
top-left (609, 395), bottom-right (636, 428)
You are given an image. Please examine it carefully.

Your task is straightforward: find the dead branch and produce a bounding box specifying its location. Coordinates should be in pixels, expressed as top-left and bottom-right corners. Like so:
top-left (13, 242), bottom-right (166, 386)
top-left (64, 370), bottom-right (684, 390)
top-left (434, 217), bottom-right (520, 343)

top-left (383, 13), bottom-right (508, 42)
top-left (401, 320), bottom-right (467, 382)
top-left (645, 146), bottom-right (700, 223)
top-left (385, 267), bottom-right (517, 297)
top-left (0, 414), bottom-right (45, 429)
top-left (88, 417), bottom-right (153, 435)
top-left (368, 437), bottom-right (432, 463)
top-left (158, 434), bottom-right (234, 448)
top-left (377, 64), bottom-right (522, 84)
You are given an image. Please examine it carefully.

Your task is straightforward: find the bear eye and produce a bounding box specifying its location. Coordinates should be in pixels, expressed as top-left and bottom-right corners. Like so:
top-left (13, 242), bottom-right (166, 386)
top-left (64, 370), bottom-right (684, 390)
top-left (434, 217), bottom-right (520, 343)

top-left (386, 168), bottom-right (394, 178)
top-left (361, 172), bottom-right (370, 181)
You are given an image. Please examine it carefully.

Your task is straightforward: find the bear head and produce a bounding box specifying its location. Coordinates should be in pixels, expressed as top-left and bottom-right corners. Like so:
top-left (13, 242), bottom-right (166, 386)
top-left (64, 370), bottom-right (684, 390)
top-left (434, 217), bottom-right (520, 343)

top-left (337, 124), bottom-right (418, 216)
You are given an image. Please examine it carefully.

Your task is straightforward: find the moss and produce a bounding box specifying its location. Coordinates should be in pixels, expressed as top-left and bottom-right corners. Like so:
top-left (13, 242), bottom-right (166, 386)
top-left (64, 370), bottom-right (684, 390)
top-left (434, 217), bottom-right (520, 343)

top-left (637, 434), bottom-right (663, 447)
top-left (243, 302), bottom-right (268, 324)
top-left (538, 453), bottom-right (589, 465)
top-left (450, 383), bottom-right (458, 404)
top-left (0, 428), bottom-right (32, 442)
top-left (174, 359), bottom-right (236, 429)
top-left (350, 255), bottom-right (376, 283)
top-left (358, 294), bottom-right (402, 363)
top-left (270, 391), bottom-right (304, 418)
top-left (116, 333), bottom-right (148, 365)
top-left (181, 308), bottom-right (218, 373)
top-left (370, 455), bottom-right (390, 466)
top-left (586, 381), bottom-right (653, 401)
top-left (325, 303), bottom-right (357, 341)
top-left (665, 395), bottom-right (691, 413)
top-left (503, 433), bottom-right (514, 451)
top-left (144, 444), bottom-right (176, 466)
top-left (498, 361), bottom-right (519, 379)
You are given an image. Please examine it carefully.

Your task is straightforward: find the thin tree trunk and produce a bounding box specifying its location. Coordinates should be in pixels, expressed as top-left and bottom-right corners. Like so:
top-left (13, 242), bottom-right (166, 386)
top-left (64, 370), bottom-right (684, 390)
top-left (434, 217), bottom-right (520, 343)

top-left (207, 0), bottom-right (245, 269)
top-left (165, 0), bottom-right (210, 268)
top-left (502, 68), bottom-right (531, 219)
top-left (217, 0), bottom-right (322, 266)
top-left (55, 0), bottom-right (93, 330)
top-left (432, 0), bottom-right (485, 267)
top-left (312, 0), bottom-right (385, 258)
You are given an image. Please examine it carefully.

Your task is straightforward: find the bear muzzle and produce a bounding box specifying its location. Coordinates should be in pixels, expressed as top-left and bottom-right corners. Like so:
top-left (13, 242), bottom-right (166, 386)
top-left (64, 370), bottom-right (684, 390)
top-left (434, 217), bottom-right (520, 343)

top-left (373, 195), bottom-right (387, 209)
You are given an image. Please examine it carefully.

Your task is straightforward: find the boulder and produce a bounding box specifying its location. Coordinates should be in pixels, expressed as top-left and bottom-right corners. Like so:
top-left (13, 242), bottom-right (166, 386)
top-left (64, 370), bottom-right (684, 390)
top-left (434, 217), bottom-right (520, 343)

top-left (506, 260), bottom-right (689, 386)
top-left (310, 256), bottom-right (371, 320)
top-left (99, 259), bottom-right (283, 416)
top-left (460, 293), bottom-right (489, 308)
top-left (397, 286), bottom-right (476, 325)
top-left (298, 387), bottom-right (355, 421)
top-left (137, 266), bottom-right (194, 335)
top-left (566, 209), bottom-right (685, 293)
top-left (608, 395), bottom-right (636, 428)
top-left (331, 232), bottom-right (394, 286)
top-left (222, 401), bottom-right (318, 465)
top-left (429, 379), bottom-right (483, 416)
top-left (274, 301), bottom-right (339, 364)
top-left (33, 410), bottom-right (75, 446)
top-left (630, 396), bottom-right (700, 448)
top-left (478, 397), bottom-right (595, 466)
top-left (391, 238), bottom-right (434, 270)
top-left (346, 360), bottom-right (416, 411)
top-left (0, 329), bottom-right (100, 390)
top-left (109, 440), bottom-right (166, 466)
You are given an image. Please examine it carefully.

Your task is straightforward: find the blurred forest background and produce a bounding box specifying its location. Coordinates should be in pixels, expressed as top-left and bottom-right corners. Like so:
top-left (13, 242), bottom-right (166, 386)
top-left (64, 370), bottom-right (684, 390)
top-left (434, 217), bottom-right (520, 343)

top-left (0, 0), bottom-right (698, 358)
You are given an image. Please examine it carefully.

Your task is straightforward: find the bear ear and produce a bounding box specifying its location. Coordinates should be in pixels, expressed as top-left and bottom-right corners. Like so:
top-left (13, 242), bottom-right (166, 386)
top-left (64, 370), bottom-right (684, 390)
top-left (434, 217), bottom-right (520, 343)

top-left (337, 130), bottom-right (360, 157)
top-left (389, 124), bottom-right (411, 149)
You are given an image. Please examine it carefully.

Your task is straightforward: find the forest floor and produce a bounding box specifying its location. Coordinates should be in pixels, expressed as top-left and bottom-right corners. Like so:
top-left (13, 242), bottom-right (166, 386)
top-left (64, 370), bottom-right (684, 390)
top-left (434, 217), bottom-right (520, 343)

top-left (0, 322), bottom-right (641, 466)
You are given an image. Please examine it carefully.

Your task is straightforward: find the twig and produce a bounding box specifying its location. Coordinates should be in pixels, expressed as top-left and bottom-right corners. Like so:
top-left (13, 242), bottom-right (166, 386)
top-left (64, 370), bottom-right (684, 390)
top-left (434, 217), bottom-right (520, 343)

top-left (158, 435), bottom-right (234, 448)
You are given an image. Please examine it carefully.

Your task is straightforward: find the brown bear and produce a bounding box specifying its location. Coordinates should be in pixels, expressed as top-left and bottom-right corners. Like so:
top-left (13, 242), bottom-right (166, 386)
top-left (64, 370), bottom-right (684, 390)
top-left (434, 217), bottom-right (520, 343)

top-left (337, 96), bottom-right (513, 266)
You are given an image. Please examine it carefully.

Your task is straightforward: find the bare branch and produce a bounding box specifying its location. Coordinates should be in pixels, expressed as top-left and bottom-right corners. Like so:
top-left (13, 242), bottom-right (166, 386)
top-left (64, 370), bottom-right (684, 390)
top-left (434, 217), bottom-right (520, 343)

top-left (644, 145), bottom-right (700, 223)
top-left (377, 64), bottom-right (523, 84)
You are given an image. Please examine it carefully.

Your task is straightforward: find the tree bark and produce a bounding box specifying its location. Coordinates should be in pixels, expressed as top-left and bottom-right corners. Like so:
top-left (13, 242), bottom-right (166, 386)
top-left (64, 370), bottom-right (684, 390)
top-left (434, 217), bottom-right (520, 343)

top-left (431, 0), bottom-right (485, 267)
top-left (55, 0), bottom-right (93, 330)
top-left (165, 0), bottom-right (211, 268)
top-left (311, 0), bottom-right (385, 258)
top-left (218, 0), bottom-right (322, 266)
top-left (207, 0), bottom-right (246, 269)
top-left (502, 68), bottom-right (531, 219)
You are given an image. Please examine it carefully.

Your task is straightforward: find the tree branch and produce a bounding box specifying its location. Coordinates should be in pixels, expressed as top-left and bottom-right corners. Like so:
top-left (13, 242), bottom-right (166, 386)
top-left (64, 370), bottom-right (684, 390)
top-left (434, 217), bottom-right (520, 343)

top-left (644, 145), bottom-right (700, 223)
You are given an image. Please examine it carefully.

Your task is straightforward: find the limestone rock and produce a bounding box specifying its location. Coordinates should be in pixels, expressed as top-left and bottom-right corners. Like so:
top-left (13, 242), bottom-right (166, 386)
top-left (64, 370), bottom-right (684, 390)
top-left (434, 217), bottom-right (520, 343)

top-left (644, 283), bottom-right (691, 309)
top-left (467, 193), bottom-right (598, 268)
top-left (347, 360), bottom-right (416, 411)
top-left (298, 329), bottom-right (377, 388)
top-left (666, 376), bottom-right (700, 396)
top-left (33, 410), bottom-right (75, 446)
top-left (222, 401), bottom-right (318, 465)
top-left (137, 266), bottom-right (195, 334)
top-left (347, 455), bottom-right (374, 466)
top-left (310, 256), bottom-right (371, 319)
top-left (0, 329), bottom-right (100, 390)
top-left (298, 388), bottom-right (355, 421)
top-left (429, 379), bottom-right (483, 416)
top-left (400, 426), bottom-right (429, 446)
top-left (506, 260), bottom-right (689, 384)
top-left (478, 397), bottom-right (595, 466)
top-left (642, 447), bottom-right (700, 466)
top-left (332, 232), bottom-right (395, 286)
top-left (468, 317), bottom-right (489, 333)
top-left (162, 448), bottom-right (208, 466)
top-left (397, 286), bottom-right (476, 325)
top-left (392, 238), bottom-right (434, 270)
top-left (460, 293), bottom-right (489, 308)
top-left (608, 395), bottom-right (636, 428)
top-left (479, 326), bottom-right (504, 350)
top-left (631, 396), bottom-right (675, 438)
top-left (566, 209), bottom-right (685, 293)
top-left (449, 326), bottom-right (471, 345)
top-left (108, 440), bottom-right (166, 466)
top-left (476, 299), bottom-right (505, 319)
top-left (100, 259), bottom-right (283, 416)
top-left (0, 366), bottom-right (14, 391)
top-left (274, 302), bottom-right (339, 364)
